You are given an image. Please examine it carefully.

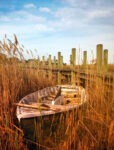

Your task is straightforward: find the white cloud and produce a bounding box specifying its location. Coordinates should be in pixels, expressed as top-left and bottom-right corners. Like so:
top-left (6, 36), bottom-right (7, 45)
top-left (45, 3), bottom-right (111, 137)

top-left (24, 3), bottom-right (36, 9)
top-left (0, 1), bottom-right (113, 63)
top-left (34, 24), bottom-right (55, 32)
top-left (0, 16), bottom-right (9, 21)
top-left (0, 23), bottom-right (55, 37)
top-left (62, 0), bottom-right (90, 7)
top-left (26, 14), bottom-right (45, 22)
top-left (86, 9), bottom-right (113, 20)
top-left (0, 24), bottom-right (33, 36)
top-left (53, 5), bottom-right (114, 30)
top-left (39, 7), bottom-right (51, 13)
top-left (62, 0), bottom-right (114, 8)
top-left (0, 10), bottom-right (45, 23)
top-left (53, 7), bottom-right (87, 29)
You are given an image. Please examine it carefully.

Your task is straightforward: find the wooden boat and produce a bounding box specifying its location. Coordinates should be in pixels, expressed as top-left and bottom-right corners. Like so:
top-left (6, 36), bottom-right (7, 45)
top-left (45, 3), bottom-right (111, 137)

top-left (16, 85), bottom-right (87, 148)
top-left (16, 85), bottom-right (87, 121)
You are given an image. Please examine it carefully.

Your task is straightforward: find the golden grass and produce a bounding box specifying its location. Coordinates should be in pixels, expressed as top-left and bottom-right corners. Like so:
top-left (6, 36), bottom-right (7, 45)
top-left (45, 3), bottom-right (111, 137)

top-left (0, 35), bottom-right (54, 150)
top-left (0, 35), bottom-right (114, 149)
top-left (108, 64), bottom-right (114, 72)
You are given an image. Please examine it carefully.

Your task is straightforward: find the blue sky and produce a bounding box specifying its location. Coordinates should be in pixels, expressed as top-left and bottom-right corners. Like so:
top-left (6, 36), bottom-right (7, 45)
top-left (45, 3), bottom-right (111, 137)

top-left (0, 0), bottom-right (114, 63)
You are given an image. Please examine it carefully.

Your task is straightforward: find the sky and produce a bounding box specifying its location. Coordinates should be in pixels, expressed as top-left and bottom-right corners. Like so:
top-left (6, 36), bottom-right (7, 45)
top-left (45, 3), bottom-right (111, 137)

top-left (0, 0), bottom-right (114, 64)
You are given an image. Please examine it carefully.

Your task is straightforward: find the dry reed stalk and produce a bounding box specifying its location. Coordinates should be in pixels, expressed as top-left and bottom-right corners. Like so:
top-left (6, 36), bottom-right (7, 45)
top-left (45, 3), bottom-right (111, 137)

top-left (0, 35), bottom-right (54, 149)
top-left (0, 34), bottom-right (113, 149)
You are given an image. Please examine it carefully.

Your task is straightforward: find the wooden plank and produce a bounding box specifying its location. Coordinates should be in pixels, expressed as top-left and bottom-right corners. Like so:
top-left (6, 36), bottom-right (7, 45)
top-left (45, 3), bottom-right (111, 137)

top-left (15, 103), bottom-right (60, 111)
top-left (15, 103), bottom-right (49, 110)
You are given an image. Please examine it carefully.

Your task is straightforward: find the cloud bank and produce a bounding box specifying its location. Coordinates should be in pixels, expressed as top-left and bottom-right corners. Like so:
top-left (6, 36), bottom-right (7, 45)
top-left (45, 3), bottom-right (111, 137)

top-left (0, 0), bottom-right (113, 63)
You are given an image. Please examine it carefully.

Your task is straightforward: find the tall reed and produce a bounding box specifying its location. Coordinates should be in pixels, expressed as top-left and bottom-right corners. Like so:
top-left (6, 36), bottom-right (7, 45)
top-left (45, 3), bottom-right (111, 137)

top-left (0, 35), bottom-right (53, 149)
top-left (0, 35), bottom-right (113, 149)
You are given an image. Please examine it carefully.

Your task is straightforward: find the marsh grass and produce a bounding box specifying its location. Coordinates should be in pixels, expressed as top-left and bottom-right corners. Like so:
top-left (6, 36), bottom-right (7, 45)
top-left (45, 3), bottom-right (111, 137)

top-left (0, 35), bottom-right (114, 149)
top-left (0, 35), bottom-right (53, 150)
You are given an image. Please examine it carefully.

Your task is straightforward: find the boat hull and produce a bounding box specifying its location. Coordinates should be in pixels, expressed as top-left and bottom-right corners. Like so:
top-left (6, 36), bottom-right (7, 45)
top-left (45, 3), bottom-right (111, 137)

top-left (20, 108), bottom-right (80, 149)
top-left (16, 85), bottom-right (87, 149)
